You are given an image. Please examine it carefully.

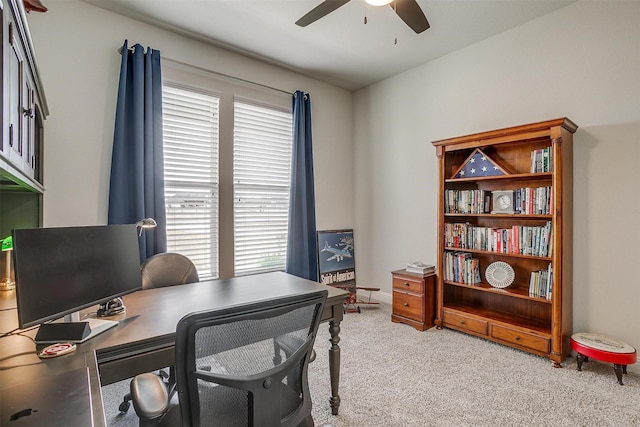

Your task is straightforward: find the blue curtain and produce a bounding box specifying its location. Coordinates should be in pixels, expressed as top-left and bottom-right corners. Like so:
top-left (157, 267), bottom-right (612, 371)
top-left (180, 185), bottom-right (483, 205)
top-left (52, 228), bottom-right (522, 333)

top-left (286, 91), bottom-right (318, 281)
top-left (108, 40), bottom-right (166, 262)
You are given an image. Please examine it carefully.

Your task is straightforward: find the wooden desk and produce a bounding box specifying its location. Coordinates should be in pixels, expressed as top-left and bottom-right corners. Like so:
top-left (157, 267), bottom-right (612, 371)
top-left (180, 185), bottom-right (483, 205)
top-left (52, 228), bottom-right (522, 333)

top-left (0, 272), bottom-right (349, 425)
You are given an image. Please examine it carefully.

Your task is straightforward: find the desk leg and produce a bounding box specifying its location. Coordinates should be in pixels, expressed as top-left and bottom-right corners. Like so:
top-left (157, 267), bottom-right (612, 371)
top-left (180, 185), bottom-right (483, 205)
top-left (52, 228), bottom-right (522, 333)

top-left (328, 315), bottom-right (342, 415)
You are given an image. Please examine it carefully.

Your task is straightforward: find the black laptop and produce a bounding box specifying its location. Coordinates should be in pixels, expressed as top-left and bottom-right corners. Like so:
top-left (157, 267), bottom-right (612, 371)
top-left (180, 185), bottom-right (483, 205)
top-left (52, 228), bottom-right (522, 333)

top-left (0, 368), bottom-right (94, 426)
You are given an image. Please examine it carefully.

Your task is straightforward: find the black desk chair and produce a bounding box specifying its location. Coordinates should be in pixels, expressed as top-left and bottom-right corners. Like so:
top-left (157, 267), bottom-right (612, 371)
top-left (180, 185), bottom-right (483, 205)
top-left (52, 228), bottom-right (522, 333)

top-left (119, 252), bottom-right (199, 413)
top-left (129, 290), bottom-right (327, 427)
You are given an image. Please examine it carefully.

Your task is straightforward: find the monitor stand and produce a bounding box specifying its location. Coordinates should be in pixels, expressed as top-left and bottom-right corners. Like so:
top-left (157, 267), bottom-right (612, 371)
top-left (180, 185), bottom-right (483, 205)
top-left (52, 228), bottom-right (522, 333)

top-left (34, 312), bottom-right (118, 344)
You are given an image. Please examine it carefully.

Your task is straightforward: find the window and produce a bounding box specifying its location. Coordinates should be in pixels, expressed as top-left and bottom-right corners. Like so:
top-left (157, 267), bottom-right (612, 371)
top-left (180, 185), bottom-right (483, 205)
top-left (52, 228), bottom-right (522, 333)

top-left (233, 99), bottom-right (293, 276)
top-left (161, 65), bottom-right (293, 279)
top-left (162, 84), bottom-right (220, 279)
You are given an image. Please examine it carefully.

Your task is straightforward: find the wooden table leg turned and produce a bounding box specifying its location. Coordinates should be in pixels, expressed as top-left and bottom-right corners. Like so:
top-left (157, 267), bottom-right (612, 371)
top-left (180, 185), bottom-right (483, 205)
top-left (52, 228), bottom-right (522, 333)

top-left (328, 319), bottom-right (341, 415)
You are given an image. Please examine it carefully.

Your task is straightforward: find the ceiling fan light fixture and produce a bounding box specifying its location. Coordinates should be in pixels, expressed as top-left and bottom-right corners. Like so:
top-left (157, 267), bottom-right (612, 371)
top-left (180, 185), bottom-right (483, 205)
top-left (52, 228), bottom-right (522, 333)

top-left (296, 0), bottom-right (429, 34)
top-left (365, 0), bottom-right (392, 6)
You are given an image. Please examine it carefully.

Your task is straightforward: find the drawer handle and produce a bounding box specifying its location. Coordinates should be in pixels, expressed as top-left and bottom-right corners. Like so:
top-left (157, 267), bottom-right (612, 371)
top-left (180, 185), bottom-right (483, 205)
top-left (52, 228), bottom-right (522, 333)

top-left (460, 320), bottom-right (465, 325)
top-left (404, 282), bottom-right (410, 286)
top-left (403, 303), bottom-right (409, 307)
top-left (515, 336), bottom-right (521, 341)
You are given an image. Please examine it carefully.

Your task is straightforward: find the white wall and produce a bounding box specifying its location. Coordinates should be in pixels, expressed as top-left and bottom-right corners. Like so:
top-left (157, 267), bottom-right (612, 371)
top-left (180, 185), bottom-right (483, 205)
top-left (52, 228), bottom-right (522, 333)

top-left (354, 1), bottom-right (640, 371)
top-left (26, 0), bottom-right (354, 232)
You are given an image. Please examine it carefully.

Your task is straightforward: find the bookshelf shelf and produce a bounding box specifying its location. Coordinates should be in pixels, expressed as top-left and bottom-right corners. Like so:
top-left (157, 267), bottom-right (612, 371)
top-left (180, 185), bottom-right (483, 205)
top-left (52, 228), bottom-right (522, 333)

top-left (445, 172), bottom-right (552, 184)
top-left (444, 213), bottom-right (552, 220)
top-left (432, 118), bottom-right (576, 366)
top-left (444, 247), bottom-right (552, 261)
top-left (444, 280), bottom-right (553, 303)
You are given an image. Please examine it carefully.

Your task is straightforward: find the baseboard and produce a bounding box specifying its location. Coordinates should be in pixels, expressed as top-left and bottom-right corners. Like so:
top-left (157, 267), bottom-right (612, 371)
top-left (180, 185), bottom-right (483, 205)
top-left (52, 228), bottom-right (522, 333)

top-left (356, 289), bottom-right (391, 305)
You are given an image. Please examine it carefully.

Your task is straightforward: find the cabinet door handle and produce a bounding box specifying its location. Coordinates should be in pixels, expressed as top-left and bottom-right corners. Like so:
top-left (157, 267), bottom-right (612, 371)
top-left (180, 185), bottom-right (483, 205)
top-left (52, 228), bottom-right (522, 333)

top-left (23, 108), bottom-right (34, 118)
top-left (9, 124), bottom-right (13, 147)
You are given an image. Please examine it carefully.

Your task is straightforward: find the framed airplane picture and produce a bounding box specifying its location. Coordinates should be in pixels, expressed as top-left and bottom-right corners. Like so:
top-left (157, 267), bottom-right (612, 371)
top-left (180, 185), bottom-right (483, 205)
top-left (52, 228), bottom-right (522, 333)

top-left (316, 229), bottom-right (356, 287)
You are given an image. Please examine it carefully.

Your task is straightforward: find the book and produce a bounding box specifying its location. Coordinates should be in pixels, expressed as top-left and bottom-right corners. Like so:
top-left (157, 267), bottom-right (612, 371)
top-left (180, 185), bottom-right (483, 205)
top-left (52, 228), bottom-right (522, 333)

top-left (406, 261), bottom-right (435, 274)
top-left (442, 252), bottom-right (478, 285)
top-left (528, 263), bottom-right (553, 299)
top-left (444, 189), bottom-right (490, 214)
top-left (530, 147), bottom-right (553, 173)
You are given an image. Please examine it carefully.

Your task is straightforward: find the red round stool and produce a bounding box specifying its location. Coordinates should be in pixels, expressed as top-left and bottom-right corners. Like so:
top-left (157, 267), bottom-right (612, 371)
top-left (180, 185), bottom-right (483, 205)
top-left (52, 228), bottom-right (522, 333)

top-left (570, 332), bottom-right (637, 385)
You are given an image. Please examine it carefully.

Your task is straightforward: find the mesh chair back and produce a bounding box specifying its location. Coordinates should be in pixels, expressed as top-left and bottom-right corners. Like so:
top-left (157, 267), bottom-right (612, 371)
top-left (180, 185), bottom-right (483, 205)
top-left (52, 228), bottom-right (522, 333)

top-left (141, 252), bottom-right (199, 289)
top-left (174, 290), bottom-right (327, 427)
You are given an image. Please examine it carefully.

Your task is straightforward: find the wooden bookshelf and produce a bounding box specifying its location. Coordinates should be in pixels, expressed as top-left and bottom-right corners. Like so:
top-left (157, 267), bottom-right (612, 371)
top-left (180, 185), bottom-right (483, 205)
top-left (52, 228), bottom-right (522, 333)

top-left (432, 118), bottom-right (576, 366)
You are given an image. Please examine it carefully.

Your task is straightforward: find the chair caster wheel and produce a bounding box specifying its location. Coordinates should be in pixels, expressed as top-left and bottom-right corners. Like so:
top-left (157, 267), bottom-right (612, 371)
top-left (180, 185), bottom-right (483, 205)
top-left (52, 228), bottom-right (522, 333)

top-left (119, 400), bottom-right (131, 413)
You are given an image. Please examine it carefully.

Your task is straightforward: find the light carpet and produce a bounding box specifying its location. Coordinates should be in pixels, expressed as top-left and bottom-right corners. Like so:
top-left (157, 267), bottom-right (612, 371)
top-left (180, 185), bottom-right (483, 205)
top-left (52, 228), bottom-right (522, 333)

top-left (102, 303), bottom-right (640, 426)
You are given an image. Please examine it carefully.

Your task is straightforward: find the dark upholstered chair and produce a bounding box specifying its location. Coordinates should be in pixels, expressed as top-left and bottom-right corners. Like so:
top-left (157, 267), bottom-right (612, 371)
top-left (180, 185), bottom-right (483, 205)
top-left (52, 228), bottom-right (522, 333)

top-left (140, 252), bottom-right (200, 289)
top-left (129, 290), bottom-right (327, 427)
top-left (118, 252), bottom-right (199, 413)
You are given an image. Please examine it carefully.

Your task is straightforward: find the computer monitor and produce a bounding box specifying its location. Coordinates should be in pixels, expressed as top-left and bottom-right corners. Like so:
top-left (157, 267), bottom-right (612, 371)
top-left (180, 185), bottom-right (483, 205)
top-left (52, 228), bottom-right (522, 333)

top-left (12, 224), bottom-right (142, 343)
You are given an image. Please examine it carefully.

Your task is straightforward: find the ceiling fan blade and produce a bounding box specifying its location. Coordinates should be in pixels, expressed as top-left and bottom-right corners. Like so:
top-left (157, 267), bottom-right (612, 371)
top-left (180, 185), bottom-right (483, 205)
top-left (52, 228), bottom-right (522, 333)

top-left (390, 0), bottom-right (430, 34)
top-left (296, 0), bottom-right (351, 27)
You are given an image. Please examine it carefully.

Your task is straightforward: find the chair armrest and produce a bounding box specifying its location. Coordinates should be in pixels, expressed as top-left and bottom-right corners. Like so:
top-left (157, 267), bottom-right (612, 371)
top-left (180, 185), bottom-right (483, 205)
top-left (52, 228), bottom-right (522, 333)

top-left (274, 334), bottom-right (316, 362)
top-left (130, 373), bottom-right (170, 420)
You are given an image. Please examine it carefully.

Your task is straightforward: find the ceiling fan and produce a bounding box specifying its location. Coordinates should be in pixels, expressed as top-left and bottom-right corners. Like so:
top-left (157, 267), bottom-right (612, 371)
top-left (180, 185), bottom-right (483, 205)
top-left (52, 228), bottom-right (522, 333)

top-left (295, 0), bottom-right (430, 34)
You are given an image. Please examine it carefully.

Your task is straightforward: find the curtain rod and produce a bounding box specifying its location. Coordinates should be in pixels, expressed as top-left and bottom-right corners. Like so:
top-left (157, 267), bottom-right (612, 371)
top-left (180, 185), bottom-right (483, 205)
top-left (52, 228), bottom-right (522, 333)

top-left (116, 47), bottom-right (294, 97)
top-left (162, 57), bottom-right (293, 97)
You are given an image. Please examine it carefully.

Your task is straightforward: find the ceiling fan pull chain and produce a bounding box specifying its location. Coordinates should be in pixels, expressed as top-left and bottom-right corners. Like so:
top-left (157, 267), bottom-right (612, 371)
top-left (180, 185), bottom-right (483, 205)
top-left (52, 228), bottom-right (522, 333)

top-left (393, 0), bottom-right (397, 44)
top-left (363, 1), bottom-right (368, 26)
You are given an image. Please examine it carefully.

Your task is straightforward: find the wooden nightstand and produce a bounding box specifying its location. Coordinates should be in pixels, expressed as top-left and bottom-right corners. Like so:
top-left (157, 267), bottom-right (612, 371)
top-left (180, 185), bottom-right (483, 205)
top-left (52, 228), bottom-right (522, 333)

top-left (391, 270), bottom-right (436, 331)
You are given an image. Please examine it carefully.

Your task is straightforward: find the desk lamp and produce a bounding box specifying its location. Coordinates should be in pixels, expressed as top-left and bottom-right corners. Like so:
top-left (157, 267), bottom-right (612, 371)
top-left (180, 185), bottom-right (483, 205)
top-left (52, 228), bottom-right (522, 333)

top-left (97, 218), bottom-right (157, 316)
top-left (1, 236), bottom-right (15, 291)
top-left (135, 217), bottom-right (157, 236)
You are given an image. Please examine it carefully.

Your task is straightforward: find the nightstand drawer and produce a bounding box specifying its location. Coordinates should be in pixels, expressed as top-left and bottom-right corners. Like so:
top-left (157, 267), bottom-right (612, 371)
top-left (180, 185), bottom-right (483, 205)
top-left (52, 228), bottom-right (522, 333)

top-left (442, 310), bottom-right (487, 335)
top-left (392, 291), bottom-right (423, 321)
top-left (491, 325), bottom-right (550, 353)
top-left (392, 276), bottom-right (424, 294)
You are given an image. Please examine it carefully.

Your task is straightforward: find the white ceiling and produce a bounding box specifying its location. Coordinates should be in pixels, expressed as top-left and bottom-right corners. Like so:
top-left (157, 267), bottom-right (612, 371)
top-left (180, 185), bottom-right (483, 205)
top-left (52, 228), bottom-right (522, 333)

top-left (82, 0), bottom-right (573, 91)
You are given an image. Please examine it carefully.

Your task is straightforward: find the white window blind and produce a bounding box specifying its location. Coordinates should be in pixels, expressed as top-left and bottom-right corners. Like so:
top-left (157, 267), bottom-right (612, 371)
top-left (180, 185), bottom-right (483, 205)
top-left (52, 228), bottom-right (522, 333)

top-left (162, 84), bottom-right (220, 279)
top-left (233, 98), bottom-right (293, 276)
